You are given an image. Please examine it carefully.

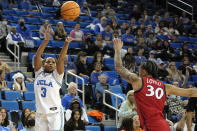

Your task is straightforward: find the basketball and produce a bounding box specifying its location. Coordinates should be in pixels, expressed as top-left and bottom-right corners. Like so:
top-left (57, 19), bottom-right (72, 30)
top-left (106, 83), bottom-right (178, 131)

top-left (61, 1), bottom-right (80, 21)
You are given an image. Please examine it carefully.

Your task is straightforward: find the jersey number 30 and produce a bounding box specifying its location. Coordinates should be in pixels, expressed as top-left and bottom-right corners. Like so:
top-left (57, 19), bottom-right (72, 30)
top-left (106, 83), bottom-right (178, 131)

top-left (146, 85), bottom-right (164, 99)
top-left (41, 87), bottom-right (47, 97)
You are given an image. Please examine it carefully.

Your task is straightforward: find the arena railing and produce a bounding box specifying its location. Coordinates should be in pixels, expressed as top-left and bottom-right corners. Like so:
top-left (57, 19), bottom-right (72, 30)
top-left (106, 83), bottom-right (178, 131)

top-left (166, 0), bottom-right (193, 20)
top-left (103, 89), bottom-right (125, 125)
top-left (65, 70), bottom-right (85, 106)
top-left (6, 42), bottom-right (20, 70)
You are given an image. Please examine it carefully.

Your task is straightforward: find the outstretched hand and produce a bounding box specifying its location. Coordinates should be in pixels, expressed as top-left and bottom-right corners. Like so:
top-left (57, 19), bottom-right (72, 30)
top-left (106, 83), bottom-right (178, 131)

top-left (44, 25), bottom-right (51, 41)
top-left (65, 37), bottom-right (73, 43)
top-left (113, 38), bottom-right (123, 51)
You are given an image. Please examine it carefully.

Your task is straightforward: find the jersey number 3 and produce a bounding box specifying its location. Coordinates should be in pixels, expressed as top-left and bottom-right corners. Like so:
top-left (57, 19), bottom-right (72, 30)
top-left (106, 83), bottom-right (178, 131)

top-left (41, 87), bottom-right (47, 97)
top-left (146, 85), bottom-right (164, 99)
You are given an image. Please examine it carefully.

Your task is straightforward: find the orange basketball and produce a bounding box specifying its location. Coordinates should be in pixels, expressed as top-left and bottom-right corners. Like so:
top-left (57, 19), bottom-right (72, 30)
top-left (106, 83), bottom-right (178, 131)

top-left (61, 1), bottom-right (80, 21)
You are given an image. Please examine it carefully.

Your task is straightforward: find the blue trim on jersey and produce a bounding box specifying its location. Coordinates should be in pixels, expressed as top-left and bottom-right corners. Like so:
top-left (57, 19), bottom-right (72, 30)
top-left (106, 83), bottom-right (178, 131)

top-left (52, 73), bottom-right (62, 87)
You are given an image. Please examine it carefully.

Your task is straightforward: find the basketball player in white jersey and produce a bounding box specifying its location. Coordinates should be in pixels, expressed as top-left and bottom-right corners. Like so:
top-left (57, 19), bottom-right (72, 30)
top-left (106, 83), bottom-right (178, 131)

top-left (34, 26), bottom-right (72, 131)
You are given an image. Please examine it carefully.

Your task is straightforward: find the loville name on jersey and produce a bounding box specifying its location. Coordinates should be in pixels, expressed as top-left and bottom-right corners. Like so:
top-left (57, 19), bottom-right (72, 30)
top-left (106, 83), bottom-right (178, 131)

top-left (36, 80), bottom-right (53, 87)
top-left (147, 78), bottom-right (162, 86)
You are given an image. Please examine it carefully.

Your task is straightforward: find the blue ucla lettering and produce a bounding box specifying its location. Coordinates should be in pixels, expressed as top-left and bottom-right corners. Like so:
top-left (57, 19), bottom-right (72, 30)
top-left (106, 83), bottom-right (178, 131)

top-left (37, 80), bottom-right (53, 87)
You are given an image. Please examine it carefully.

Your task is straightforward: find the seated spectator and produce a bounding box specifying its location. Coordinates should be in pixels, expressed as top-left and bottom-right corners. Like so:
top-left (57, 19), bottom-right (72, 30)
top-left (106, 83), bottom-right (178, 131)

top-left (118, 90), bottom-right (137, 129)
top-left (179, 43), bottom-right (193, 62)
top-left (155, 21), bottom-right (166, 35)
top-left (0, 107), bottom-right (16, 131)
top-left (83, 32), bottom-right (98, 55)
top-left (148, 51), bottom-right (163, 65)
top-left (129, 5), bottom-right (141, 21)
top-left (16, 18), bottom-right (34, 48)
top-left (0, 59), bottom-right (12, 73)
top-left (139, 10), bottom-right (150, 23)
top-left (121, 27), bottom-right (135, 45)
top-left (61, 56), bottom-right (77, 95)
top-left (188, 20), bottom-right (197, 37)
top-left (54, 22), bottom-right (67, 41)
top-left (20, 111), bottom-right (35, 131)
top-left (19, 0), bottom-right (31, 10)
top-left (120, 22), bottom-right (129, 35)
top-left (158, 61), bottom-right (169, 81)
top-left (65, 98), bottom-right (88, 124)
top-left (91, 51), bottom-right (110, 72)
top-left (101, 3), bottom-right (116, 19)
top-left (165, 22), bottom-right (180, 42)
top-left (39, 20), bottom-right (54, 40)
top-left (64, 109), bottom-right (85, 131)
top-left (0, 18), bottom-right (10, 52)
top-left (178, 57), bottom-right (196, 76)
top-left (94, 17), bottom-right (107, 34)
top-left (12, 72), bottom-right (27, 92)
top-left (123, 53), bottom-right (137, 73)
top-left (152, 39), bottom-right (163, 54)
top-left (101, 24), bottom-right (113, 44)
top-left (173, 15), bottom-right (186, 35)
top-left (6, 26), bottom-right (25, 45)
top-left (74, 51), bottom-right (91, 79)
top-left (0, 111), bottom-right (10, 131)
top-left (167, 62), bottom-right (184, 82)
top-left (92, 11), bottom-right (102, 27)
top-left (18, 108), bottom-right (31, 130)
top-left (111, 21), bottom-right (120, 33)
top-left (120, 115), bottom-right (143, 131)
top-left (80, 2), bottom-right (91, 16)
top-left (135, 48), bottom-right (147, 66)
top-left (95, 33), bottom-right (107, 51)
top-left (95, 74), bottom-right (114, 118)
top-left (161, 40), bottom-right (176, 61)
top-left (163, 12), bottom-right (170, 26)
top-left (145, 32), bottom-right (157, 47)
top-left (144, 24), bottom-right (154, 37)
top-left (0, 69), bottom-right (9, 90)
top-left (134, 29), bottom-right (144, 43)
top-left (52, 0), bottom-right (60, 6)
top-left (90, 62), bottom-right (103, 84)
top-left (70, 23), bottom-right (84, 42)
top-left (136, 37), bottom-right (148, 55)
top-left (61, 82), bottom-right (83, 110)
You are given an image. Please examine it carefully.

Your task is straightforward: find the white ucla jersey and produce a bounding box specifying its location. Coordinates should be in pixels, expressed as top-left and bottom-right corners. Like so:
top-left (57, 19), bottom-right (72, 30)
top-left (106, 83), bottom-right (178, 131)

top-left (34, 67), bottom-right (64, 114)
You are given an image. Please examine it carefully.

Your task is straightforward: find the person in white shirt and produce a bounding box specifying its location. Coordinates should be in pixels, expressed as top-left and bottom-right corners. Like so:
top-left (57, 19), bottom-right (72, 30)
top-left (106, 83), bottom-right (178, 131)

top-left (34, 26), bottom-right (72, 131)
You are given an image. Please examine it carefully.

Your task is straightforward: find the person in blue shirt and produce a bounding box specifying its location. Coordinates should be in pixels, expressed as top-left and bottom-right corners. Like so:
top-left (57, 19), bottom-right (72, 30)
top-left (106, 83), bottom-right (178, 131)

top-left (90, 62), bottom-right (103, 84)
top-left (61, 56), bottom-right (77, 95)
top-left (16, 19), bottom-right (31, 40)
top-left (135, 48), bottom-right (147, 66)
top-left (101, 24), bottom-right (113, 44)
top-left (94, 17), bottom-right (107, 35)
top-left (121, 27), bottom-right (135, 45)
top-left (61, 82), bottom-right (84, 110)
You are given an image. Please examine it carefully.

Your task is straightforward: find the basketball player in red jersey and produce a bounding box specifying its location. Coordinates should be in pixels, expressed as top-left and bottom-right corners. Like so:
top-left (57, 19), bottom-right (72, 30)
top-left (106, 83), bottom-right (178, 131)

top-left (113, 38), bottom-right (197, 131)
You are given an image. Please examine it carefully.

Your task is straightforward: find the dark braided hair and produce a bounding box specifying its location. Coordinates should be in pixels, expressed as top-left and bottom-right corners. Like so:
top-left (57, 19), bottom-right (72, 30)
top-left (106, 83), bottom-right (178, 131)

top-left (140, 60), bottom-right (158, 79)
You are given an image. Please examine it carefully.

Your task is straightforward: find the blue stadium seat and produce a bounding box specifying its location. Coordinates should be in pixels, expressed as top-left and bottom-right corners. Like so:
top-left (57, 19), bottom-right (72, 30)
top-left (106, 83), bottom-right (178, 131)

top-left (12, 16), bottom-right (21, 22)
top-left (189, 37), bottom-right (197, 43)
top-left (26, 82), bottom-right (34, 92)
top-left (3, 15), bottom-right (13, 21)
top-left (192, 75), bottom-right (197, 81)
top-left (21, 101), bottom-right (36, 111)
top-left (170, 43), bottom-right (182, 49)
top-left (81, 28), bottom-right (91, 34)
top-left (178, 36), bottom-right (189, 42)
top-left (87, 57), bottom-right (93, 63)
top-left (87, 115), bottom-right (99, 124)
top-left (106, 64), bottom-right (115, 71)
top-left (104, 126), bottom-right (117, 131)
top-left (25, 17), bottom-right (40, 24)
top-left (109, 85), bottom-right (123, 94)
top-left (32, 31), bottom-right (39, 37)
top-left (1, 101), bottom-right (19, 111)
top-left (3, 9), bottom-right (16, 15)
top-left (0, 91), bottom-right (1, 99)
top-left (15, 10), bottom-right (28, 16)
top-left (28, 12), bottom-right (42, 17)
top-left (26, 25), bottom-right (39, 31)
top-left (43, 54), bottom-right (57, 58)
top-left (76, 77), bottom-right (88, 85)
top-left (103, 71), bottom-right (117, 79)
top-left (51, 40), bottom-right (64, 48)
top-left (64, 21), bottom-right (77, 27)
top-left (29, 5), bottom-right (37, 10)
top-left (108, 78), bottom-right (120, 86)
top-left (4, 91), bottom-right (22, 100)
top-left (156, 35), bottom-right (169, 40)
top-left (65, 27), bottom-right (73, 33)
top-left (85, 126), bottom-right (100, 131)
top-left (42, 6), bottom-right (55, 13)
top-left (24, 92), bottom-right (35, 101)
top-left (91, 11), bottom-right (97, 17)
top-left (42, 13), bottom-right (55, 18)
top-left (6, 81), bottom-right (13, 89)
top-left (78, 16), bottom-right (92, 22)
top-left (111, 93), bottom-right (126, 107)
top-left (192, 44), bottom-right (197, 50)
top-left (68, 42), bottom-right (82, 49)
top-left (175, 62), bottom-right (182, 68)
top-left (28, 52), bottom-right (35, 64)
top-left (104, 58), bottom-right (114, 65)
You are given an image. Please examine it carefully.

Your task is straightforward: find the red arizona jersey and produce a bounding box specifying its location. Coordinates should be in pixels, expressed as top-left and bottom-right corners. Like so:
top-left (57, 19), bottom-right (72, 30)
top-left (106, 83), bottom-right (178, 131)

top-left (134, 77), bottom-right (170, 131)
